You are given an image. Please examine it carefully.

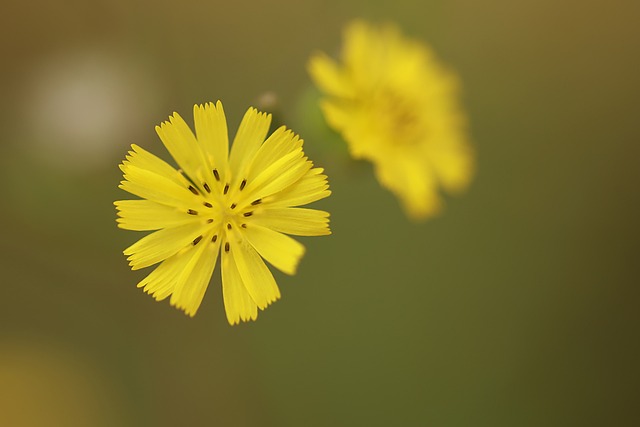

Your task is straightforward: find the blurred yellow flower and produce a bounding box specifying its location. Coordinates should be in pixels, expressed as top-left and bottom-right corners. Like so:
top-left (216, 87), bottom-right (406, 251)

top-left (115, 102), bottom-right (331, 324)
top-left (308, 20), bottom-right (474, 220)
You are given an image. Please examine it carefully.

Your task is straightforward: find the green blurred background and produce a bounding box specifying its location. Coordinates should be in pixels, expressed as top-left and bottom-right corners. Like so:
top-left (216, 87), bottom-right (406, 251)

top-left (1, 0), bottom-right (638, 426)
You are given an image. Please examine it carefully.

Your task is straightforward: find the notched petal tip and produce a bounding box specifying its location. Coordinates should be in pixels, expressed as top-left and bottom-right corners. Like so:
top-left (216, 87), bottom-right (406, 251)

top-left (115, 221), bottom-right (128, 230)
top-left (171, 301), bottom-right (198, 318)
top-left (226, 311), bottom-right (259, 326)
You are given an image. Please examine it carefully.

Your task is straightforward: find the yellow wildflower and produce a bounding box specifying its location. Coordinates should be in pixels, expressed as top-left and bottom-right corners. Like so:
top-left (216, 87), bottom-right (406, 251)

top-left (115, 102), bottom-right (331, 324)
top-left (308, 20), bottom-right (474, 220)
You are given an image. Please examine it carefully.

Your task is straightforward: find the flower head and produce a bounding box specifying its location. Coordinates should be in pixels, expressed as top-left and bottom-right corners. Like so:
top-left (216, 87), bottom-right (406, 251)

top-left (115, 102), bottom-right (331, 324)
top-left (308, 20), bottom-right (474, 220)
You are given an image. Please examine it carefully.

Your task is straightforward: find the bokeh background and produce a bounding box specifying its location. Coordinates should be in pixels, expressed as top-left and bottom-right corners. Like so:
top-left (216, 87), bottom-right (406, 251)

top-left (1, 0), bottom-right (638, 426)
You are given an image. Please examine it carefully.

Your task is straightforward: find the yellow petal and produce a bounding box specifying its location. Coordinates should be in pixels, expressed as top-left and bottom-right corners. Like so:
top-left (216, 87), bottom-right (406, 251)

top-left (115, 200), bottom-right (196, 231)
top-left (307, 52), bottom-right (354, 98)
top-left (246, 126), bottom-right (303, 183)
top-left (230, 234), bottom-right (281, 308)
top-left (119, 163), bottom-right (196, 209)
top-left (267, 167), bottom-right (331, 208)
top-left (242, 150), bottom-right (311, 203)
top-left (193, 101), bottom-right (230, 182)
top-left (374, 152), bottom-right (441, 220)
top-left (252, 208), bottom-right (331, 237)
top-left (137, 246), bottom-right (196, 301)
top-left (228, 108), bottom-right (271, 184)
top-left (221, 245), bottom-right (258, 325)
top-left (343, 20), bottom-right (381, 85)
top-left (170, 237), bottom-right (219, 317)
top-left (243, 224), bottom-right (306, 275)
top-left (124, 144), bottom-right (188, 188)
top-left (319, 99), bottom-right (352, 132)
top-left (426, 135), bottom-right (475, 193)
top-left (156, 112), bottom-right (212, 192)
top-left (124, 222), bottom-right (206, 270)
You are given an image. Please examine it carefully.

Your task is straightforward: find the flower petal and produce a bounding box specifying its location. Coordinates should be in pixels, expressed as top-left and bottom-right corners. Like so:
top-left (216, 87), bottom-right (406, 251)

top-left (221, 246), bottom-right (258, 325)
top-left (170, 237), bottom-right (220, 317)
top-left (266, 167), bottom-right (331, 208)
top-left (308, 52), bottom-right (355, 98)
top-left (374, 152), bottom-right (441, 220)
top-left (124, 144), bottom-right (188, 188)
top-left (242, 150), bottom-right (312, 203)
top-left (230, 234), bottom-right (281, 308)
top-left (252, 208), bottom-right (331, 236)
top-left (343, 20), bottom-right (391, 85)
top-left (228, 108), bottom-right (271, 184)
top-left (119, 163), bottom-right (196, 209)
top-left (193, 101), bottom-right (230, 182)
top-left (137, 246), bottom-right (196, 301)
top-left (426, 135), bottom-right (475, 193)
top-left (318, 99), bottom-right (352, 133)
top-left (243, 224), bottom-right (306, 275)
top-left (246, 126), bottom-right (303, 183)
top-left (156, 112), bottom-right (212, 192)
top-left (115, 199), bottom-right (196, 231)
top-left (123, 222), bottom-right (206, 270)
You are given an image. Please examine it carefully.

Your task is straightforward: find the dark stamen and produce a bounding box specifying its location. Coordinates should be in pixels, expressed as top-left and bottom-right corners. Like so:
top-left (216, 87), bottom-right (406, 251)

top-left (188, 185), bottom-right (198, 195)
top-left (224, 242), bottom-right (230, 252)
top-left (223, 184), bottom-right (229, 195)
top-left (203, 183), bottom-right (211, 193)
top-left (227, 223), bottom-right (232, 230)
top-left (241, 223), bottom-right (247, 228)
top-left (251, 199), bottom-right (262, 205)
top-left (193, 235), bottom-right (203, 245)
top-left (230, 203), bottom-right (237, 209)
top-left (212, 235), bottom-right (218, 243)
top-left (203, 202), bottom-right (213, 208)
top-left (240, 179), bottom-right (247, 190)
top-left (213, 169), bottom-right (220, 181)
top-left (206, 219), bottom-right (213, 224)
top-left (187, 209), bottom-right (198, 215)
top-left (243, 212), bottom-right (253, 217)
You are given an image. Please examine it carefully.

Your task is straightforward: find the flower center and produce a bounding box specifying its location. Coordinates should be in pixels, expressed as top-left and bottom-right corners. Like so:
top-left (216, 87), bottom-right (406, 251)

top-left (182, 169), bottom-right (263, 252)
top-left (372, 89), bottom-right (424, 144)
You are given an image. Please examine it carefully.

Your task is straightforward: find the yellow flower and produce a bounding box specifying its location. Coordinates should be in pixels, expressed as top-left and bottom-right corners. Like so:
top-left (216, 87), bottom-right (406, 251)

top-left (115, 102), bottom-right (331, 324)
top-left (308, 20), bottom-right (474, 220)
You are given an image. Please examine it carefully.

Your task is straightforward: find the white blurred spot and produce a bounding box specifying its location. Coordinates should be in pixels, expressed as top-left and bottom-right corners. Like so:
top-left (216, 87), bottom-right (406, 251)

top-left (255, 91), bottom-right (279, 111)
top-left (23, 49), bottom-right (159, 171)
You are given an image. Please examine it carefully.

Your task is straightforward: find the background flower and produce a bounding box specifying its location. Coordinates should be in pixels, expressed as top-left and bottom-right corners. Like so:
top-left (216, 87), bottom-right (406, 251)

top-left (309, 20), bottom-right (474, 220)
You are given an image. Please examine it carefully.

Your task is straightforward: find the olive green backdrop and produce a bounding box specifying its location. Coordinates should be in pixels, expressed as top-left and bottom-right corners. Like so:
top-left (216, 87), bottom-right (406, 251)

top-left (1, 0), bottom-right (638, 426)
